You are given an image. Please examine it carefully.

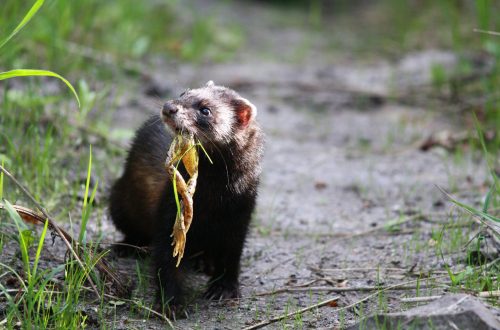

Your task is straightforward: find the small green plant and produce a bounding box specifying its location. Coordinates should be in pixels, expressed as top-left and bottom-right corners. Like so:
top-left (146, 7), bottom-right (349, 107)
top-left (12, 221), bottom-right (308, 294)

top-left (79, 145), bottom-right (98, 244)
top-left (430, 64), bottom-right (448, 90)
top-left (0, 159), bottom-right (4, 200)
top-left (0, 201), bottom-right (89, 328)
top-left (437, 122), bottom-right (499, 296)
top-left (0, 136), bottom-right (106, 327)
top-left (445, 128), bottom-right (500, 229)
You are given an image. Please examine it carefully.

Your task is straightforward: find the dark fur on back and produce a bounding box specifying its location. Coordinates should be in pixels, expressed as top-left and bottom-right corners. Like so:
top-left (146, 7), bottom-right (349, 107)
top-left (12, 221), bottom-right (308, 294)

top-left (109, 82), bottom-right (263, 313)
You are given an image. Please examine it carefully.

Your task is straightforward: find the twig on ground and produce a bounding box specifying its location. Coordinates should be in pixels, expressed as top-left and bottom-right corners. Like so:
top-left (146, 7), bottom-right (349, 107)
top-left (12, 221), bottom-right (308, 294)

top-left (256, 283), bottom-right (442, 297)
top-left (108, 242), bottom-right (149, 254)
top-left (477, 290), bottom-right (500, 298)
top-left (262, 254), bottom-right (301, 275)
top-left (311, 266), bottom-right (408, 273)
top-left (286, 279), bottom-right (321, 288)
top-left (242, 296), bottom-right (340, 330)
top-left (400, 295), bottom-right (442, 303)
top-left (131, 302), bottom-right (174, 328)
top-left (473, 28), bottom-right (500, 37)
top-left (310, 266), bottom-right (450, 276)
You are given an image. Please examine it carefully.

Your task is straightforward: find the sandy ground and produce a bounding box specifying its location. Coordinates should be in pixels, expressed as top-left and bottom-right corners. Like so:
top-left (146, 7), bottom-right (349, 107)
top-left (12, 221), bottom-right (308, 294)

top-left (98, 2), bottom-right (494, 329)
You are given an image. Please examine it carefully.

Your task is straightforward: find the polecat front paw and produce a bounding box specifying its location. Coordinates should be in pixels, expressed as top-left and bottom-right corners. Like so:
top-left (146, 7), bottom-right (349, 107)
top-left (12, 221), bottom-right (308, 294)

top-left (204, 280), bottom-right (240, 301)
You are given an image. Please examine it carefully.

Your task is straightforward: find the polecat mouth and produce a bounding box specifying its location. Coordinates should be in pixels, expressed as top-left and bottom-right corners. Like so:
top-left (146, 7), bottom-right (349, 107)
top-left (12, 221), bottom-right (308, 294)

top-left (162, 116), bottom-right (196, 140)
top-left (162, 115), bottom-right (177, 130)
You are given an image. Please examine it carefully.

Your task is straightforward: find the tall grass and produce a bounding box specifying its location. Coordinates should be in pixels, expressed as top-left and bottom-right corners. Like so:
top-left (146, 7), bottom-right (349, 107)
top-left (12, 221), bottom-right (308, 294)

top-left (1, 0), bottom-right (242, 80)
top-left (0, 0), bottom-right (80, 106)
top-left (0, 200), bottom-right (97, 328)
top-left (0, 2), bottom-right (106, 327)
top-left (0, 141), bottom-right (105, 327)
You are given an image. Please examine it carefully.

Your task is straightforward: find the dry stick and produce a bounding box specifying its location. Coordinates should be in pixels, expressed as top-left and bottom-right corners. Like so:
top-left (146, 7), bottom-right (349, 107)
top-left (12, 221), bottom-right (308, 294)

top-left (400, 296), bottom-right (442, 303)
top-left (0, 204), bottom-right (73, 241)
top-left (245, 275), bottom-right (450, 330)
top-left (310, 266), bottom-right (450, 275)
top-left (0, 165), bottom-right (101, 299)
top-left (291, 279), bottom-right (321, 288)
top-left (477, 290), bottom-right (500, 298)
top-left (311, 266), bottom-right (408, 273)
top-left (256, 284), bottom-right (441, 297)
top-left (243, 296), bottom-right (340, 330)
top-left (473, 28), bottom-right (500, 37)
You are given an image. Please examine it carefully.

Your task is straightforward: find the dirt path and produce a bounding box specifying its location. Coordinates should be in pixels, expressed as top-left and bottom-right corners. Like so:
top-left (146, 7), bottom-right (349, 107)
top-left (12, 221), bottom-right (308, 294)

top-left (104, 2), bottom-right (492, 328)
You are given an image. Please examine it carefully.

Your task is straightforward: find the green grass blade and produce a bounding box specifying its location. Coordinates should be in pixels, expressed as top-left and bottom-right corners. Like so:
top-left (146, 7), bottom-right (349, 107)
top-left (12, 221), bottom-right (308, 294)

top-left (0, 69), bottom-right (80, 107)
top-left (79, 145), bottom-right (93, 244)
top-left (32, 219), bottom-right (49, 278)
top-left (172, 166), bottom-right (181, 218)
top-left (79, 180), bottom-right (99, 245)
top-left (83, 145), bottom-right (92, 210)
top-left (0, 0), bottom-right (45, 50)
top-left (483, 183), bottom-right (495, 214)
top-left (473, 115), bottom-right (499, 191)
top-left (440, 187), bottom-right (500, 223)
top-left (0, 159), bottom-right (4, 200)
top-left (2, 200), bottom-right (28, 232)
top-left (196, 140), bottom-right (213, 164)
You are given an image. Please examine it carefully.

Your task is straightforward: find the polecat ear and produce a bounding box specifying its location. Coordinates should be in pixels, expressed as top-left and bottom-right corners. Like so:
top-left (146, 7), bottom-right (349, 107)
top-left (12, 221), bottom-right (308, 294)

top-left (206, 80), bottom-right (215, 87)
top-left (232, 97), bottom-right (257, 128)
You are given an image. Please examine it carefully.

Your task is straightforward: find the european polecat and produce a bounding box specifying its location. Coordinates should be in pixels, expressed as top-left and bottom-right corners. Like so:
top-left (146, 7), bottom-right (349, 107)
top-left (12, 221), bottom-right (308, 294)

top-left (109, 81), bottom-right (264, 316)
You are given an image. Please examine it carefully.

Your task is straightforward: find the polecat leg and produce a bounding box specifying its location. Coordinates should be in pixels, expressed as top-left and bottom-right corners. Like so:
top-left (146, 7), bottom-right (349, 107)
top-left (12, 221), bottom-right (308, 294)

top-left (204, 220), bottom-right (247, 300)
top-left (152, 227), bottom-right (186, 314)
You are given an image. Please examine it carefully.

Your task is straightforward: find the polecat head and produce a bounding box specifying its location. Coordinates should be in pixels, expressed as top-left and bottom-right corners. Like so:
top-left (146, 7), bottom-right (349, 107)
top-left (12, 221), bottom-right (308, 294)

top-left (161, 81), bottom-right (257, 144)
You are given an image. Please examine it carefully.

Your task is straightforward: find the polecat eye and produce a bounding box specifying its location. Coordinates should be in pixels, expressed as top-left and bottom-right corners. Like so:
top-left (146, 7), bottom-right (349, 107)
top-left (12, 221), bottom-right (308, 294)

top-left (199, 107), bottom-right (211, 116)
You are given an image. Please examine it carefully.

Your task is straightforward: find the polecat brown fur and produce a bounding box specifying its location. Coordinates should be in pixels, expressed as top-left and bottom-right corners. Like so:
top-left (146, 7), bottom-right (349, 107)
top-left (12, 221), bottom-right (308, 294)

top-left (109, 81), bottom-right (264, 315)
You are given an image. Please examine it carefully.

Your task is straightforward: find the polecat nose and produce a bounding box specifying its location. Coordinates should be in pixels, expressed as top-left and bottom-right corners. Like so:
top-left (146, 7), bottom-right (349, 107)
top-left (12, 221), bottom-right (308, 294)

top-left (162, 102), bottom-right (178, 116)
